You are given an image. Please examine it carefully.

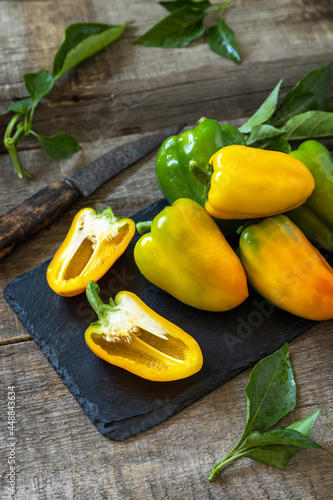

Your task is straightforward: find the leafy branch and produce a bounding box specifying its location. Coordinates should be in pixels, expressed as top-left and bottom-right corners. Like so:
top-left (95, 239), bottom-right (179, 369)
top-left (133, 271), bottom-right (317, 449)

top-left (4, 22), bottom-right (130, 179)
top-left (208, 344), bottom-right (323, 481)
top-left (239, 62), bottom-right (333, 153)
top-left (133, 0), bottom-right (241, 64)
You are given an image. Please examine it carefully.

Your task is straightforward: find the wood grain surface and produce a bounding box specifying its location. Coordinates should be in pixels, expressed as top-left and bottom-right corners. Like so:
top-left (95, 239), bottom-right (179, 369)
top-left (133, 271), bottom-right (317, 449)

top-left (0, 327), bottom-right (332, 499)
top-left (0, 0), bottom-right (332, 146)
top-left (1, 0), bottom-right (332, 498)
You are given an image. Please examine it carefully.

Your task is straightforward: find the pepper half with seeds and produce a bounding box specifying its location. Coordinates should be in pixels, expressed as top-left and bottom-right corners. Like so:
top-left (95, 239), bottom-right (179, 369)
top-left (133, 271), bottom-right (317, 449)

top-left (85, 281), bottom-right (203, 381)
top-left (47, 207), bottom-right (135, 297)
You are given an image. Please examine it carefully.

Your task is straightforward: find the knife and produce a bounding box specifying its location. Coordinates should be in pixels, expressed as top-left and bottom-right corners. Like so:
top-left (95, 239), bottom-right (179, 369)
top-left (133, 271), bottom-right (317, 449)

top-left (0, 122), bottom-right (184, 259)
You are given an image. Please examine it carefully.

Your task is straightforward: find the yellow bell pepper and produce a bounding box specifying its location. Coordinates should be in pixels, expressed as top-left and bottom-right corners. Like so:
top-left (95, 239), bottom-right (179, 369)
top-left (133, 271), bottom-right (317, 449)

top-left (239, 215), bottom-right (333, 320)
top-left (134, 198), bottom-right (248, 312)
top-left (85, 281), bottom-right (203, 381)
top-left (192, 145), bottom-right (315, 219)
top-left (47, 207), bottom-right (135, 297)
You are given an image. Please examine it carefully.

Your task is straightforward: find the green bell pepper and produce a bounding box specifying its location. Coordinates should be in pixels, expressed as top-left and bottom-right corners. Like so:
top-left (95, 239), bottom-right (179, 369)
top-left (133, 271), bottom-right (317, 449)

top-left (286, 140), bottom-right (333, 250)
top-left (155, 117), bottom-right (246, 235)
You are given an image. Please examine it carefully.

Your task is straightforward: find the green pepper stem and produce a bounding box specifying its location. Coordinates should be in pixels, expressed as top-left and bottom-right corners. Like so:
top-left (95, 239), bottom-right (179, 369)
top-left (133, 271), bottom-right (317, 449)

top-left (96, 206), bottom-right (119, 223)
top-left (136, 221), bottom-right (152, 234)
top-left (189, 161), bottom-right (212, 186)
top-left (86, 281), bottom-right (105, 315)
top-left (236, 218), bottom-right (263, 235)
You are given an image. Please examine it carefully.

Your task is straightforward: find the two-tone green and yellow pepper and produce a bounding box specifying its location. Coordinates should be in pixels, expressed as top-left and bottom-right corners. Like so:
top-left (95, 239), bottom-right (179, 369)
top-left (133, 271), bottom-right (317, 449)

top-left (134, 198), bottom-right (248, 312)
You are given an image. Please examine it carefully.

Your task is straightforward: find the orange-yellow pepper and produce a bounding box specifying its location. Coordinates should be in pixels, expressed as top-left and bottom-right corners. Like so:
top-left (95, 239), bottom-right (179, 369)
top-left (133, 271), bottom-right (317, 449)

top-left (239, 215), bottom-right (333, 320)
top-left (195, 145), bottom-right (315, 219)
top-left (47, 207), bottom-right (135, 297)
top-left (85, 281), bottom-right (203, 381)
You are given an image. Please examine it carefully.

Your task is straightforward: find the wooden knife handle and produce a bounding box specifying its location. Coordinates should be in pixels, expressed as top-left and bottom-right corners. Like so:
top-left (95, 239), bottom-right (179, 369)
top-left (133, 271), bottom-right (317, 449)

top-left (0, 179), bottom-right (81, 259)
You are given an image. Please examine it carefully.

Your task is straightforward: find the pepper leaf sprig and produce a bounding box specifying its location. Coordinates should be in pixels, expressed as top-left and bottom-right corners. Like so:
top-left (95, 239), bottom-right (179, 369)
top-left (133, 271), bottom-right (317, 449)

top-left (4, 22), bottom-right (131, 179)
top-left (133, 0), bottom-right (241, 64)
top-left (208, 344), bottom-right (323, 481)
top-left (239, 62), bottom-right (333, 153)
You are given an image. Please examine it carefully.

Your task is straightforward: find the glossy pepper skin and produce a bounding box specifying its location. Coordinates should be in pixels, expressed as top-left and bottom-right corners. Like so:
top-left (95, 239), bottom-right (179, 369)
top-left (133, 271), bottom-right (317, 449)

top-left (85, 281), bottom-right (203, 382)
top-left (47, 207), bottom-right (135, 297)
top-left (285, 140), bottom-right (333, 250)
top-left (155, 117), bottom-right (246, 235)
top-left (239, 215), bottom-right (333, 321)
top-left (204, 145), bottom-right (315, 219)
top-left (134, 198), bottom-right (248, 312)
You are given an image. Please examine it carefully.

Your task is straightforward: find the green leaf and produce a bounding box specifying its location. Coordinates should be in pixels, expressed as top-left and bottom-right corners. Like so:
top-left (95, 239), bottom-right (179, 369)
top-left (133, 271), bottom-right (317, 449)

top-left (133, 5), bottom-right (205, 48)
top-left (244, 344), bottom-right (296, 436)
top-left (8, 97), bottom-right (32, 115)
top-left (242, 410), bottom-right (322, 468)
top-left (261, 136), bottom-right (291, 154)
top-left (23, 68), bottom-right (55, 107)
top-left (208, 344), bottom-right (297, 482)
top-left (286, 409), bottom-right (321, 435)
top-left (240, 80), bottom-right (283, 134)
top-left (284, 111), bottom-right (333, 140)
top-left (272, 62), bottom-right (333, 126)
top-left (53, 22), bottom-right (130, 79)
top-left (270, 93), bottom-right (318, 128)
top-left (246, 124), bottom-right (285, 146)
top-left (159, 0), bottom-right (210, 12)
top-left (206, 17), bottom-right (241, 63)
top-left (241, 428), bottom-right (323, 451)
top-left (32, 132), bottom-right (82, 159)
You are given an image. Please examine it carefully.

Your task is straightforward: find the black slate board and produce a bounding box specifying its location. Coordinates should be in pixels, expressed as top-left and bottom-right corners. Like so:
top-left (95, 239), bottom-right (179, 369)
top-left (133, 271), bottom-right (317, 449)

top-left (4, 199), bottom-right (317, 440)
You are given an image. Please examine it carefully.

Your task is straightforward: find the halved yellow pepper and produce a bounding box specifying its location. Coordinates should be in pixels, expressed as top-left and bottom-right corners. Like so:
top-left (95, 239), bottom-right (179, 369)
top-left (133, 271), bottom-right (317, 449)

top-left (194, 145), bottom-right (315, 219)
top-left (85, 281), bottom-right (203, 381)
top-left (47, 207), bottom-right (135, 297)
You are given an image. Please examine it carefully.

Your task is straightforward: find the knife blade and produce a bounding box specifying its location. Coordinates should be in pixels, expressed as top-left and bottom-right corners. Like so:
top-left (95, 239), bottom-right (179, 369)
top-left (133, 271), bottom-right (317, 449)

top-left (0, 122), bottom-right (184, 259)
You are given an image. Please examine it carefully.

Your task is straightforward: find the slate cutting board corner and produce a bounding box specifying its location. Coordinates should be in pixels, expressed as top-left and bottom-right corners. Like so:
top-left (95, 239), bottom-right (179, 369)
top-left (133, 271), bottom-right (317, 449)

top-left (4, 200), bottom-right (316, 440)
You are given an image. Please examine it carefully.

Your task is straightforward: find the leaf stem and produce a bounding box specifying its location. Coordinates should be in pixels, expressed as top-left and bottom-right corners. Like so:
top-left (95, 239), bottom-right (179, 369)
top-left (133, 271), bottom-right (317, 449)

top-left (12, 122), bottom-right (26, 144)
top-left (4, 113), bottom-right (21, 141)
top-left (28, 104), bottom-right (36, 128)
top-left (4, 139), bottom-right (34, 179)
top-left (206, 0), bottom-right (232, 16)
top-left (219, 0), bottom-right (232, 14)
top-left (208, 448), bottom-right (252, 482)
top-left (15, 130), bottom-right (31, 145)
top-left (208, 429), bottom-right (248, 481)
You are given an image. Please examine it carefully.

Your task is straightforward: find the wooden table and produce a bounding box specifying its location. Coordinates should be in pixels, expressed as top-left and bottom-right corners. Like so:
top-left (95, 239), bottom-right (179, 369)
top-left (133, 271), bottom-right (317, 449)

top-left (1, 1), bottom-right (332, 498)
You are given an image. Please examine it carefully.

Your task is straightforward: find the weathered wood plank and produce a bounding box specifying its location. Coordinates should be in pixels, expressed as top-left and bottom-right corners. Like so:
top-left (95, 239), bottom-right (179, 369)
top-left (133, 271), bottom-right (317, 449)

top-left (0, 325), bottom-right (332, 499)
top-left (0, 0), bottom-right (332, 148)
